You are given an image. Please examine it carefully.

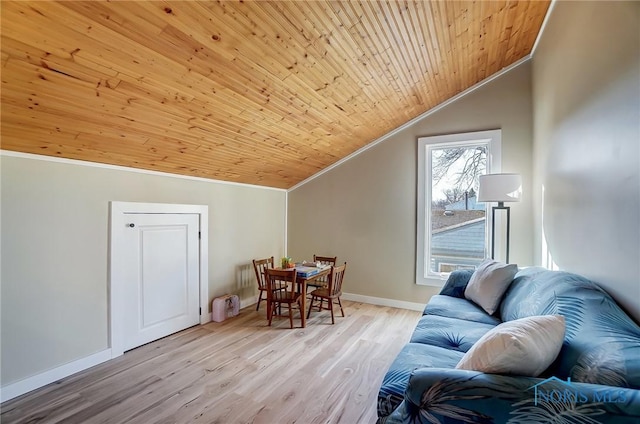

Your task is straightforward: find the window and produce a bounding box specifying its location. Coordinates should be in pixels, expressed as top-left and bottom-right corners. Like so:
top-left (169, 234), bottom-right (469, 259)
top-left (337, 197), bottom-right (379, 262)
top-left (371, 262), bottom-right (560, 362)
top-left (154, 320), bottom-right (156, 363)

top-left (416, 130), bottom-right (501, 286)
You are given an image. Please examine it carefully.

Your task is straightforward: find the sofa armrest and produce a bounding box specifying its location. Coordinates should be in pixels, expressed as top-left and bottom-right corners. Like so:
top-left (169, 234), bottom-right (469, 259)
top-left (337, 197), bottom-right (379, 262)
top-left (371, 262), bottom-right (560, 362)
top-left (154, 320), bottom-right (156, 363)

top-left (438, 270), bottom-right (473, 298)
top-left (379, 368), bottom-right (640, 423)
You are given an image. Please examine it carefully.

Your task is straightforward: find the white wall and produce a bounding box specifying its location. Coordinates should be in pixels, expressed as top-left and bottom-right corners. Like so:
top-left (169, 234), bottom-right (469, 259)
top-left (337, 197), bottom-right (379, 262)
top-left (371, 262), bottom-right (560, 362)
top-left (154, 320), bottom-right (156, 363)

top-left (532, 1), bottom-right (640, 321)
top-left (288, 62), bottom-right (534, 305)
top-left (0, 153), bottom-right (286, 387)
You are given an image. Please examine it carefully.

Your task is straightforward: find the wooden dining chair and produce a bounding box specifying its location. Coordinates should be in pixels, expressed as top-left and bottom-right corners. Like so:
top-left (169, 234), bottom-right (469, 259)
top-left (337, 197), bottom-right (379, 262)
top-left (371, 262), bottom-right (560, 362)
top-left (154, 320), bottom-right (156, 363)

top-left (307, 255), bottom-right (337, 310)
top-left (308, 255), bottom-right (337, 289)
top-left (314, 254), bottom-right (337, 267)
top-left (265, 268), bottom-right (303, 329)
top-left (252, 256), bottom-right (285, 312)
top-left (307, 263), bottom-right (347, 324)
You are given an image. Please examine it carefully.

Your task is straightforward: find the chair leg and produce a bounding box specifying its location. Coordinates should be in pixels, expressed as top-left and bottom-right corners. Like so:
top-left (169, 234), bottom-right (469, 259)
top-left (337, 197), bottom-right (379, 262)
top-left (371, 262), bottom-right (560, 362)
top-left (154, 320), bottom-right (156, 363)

top-left (329, 298), bottom-right (335, 324)
top-left (337, 297), bottom-right (345, 317)
top-left (256, 291), bottom-right (263, 311)
top-left (268, 301), bottom-right (274, 326)
top-left (288, 302), bottom-right (294, 329)
top-left (307, 296), bottom-right (315, 319)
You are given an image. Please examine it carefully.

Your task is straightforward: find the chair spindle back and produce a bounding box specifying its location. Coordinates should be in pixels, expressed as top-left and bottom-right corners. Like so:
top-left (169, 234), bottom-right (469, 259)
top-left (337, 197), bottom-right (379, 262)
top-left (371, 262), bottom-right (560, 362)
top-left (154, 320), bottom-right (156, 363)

top-left (328, 263), bottom-right (347, 295)
top-left (252, 256), bottom-right (274, 291)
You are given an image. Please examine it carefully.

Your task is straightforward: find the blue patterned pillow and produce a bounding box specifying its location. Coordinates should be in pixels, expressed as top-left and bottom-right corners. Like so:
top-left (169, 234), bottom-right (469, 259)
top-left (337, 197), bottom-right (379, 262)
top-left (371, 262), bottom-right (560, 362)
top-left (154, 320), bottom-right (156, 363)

top-left (440, 270), bottom-right (474, 298)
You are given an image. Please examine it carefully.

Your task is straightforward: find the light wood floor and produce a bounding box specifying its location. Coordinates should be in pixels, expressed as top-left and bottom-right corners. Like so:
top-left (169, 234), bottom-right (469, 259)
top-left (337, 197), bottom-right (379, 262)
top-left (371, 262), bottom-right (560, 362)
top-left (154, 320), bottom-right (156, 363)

top-left (1, 301), bottom-right (421, 424)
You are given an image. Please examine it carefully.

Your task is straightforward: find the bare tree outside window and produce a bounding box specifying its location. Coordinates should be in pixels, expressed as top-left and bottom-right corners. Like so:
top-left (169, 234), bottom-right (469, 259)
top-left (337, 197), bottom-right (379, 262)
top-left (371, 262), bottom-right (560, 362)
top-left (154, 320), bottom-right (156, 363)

top-left (431, 146), bottom-right (487, 202)
top-left (429, 144), bottom-right (487, 273)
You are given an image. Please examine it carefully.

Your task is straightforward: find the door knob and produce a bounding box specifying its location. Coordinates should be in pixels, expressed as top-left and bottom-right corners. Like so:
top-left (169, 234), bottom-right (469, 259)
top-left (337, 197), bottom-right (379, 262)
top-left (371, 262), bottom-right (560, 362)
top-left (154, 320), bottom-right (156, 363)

top-left (128, 223), bottom-right (135, 228)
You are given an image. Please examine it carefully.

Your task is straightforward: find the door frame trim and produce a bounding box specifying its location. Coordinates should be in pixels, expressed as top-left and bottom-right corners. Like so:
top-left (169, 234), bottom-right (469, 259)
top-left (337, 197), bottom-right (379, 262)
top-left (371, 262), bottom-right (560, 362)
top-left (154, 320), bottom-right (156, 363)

top-left (109, 201), bottom-right (209, 358)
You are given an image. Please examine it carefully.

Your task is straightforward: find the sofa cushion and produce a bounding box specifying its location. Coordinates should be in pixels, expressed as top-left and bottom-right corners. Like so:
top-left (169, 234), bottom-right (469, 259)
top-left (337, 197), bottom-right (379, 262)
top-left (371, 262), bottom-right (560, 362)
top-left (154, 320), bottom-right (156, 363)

top-left (424, 295), bottom-right (502, 326)
top-left (439, 269), bottom-right (474, 298)
top-left (464, 259), bottom-right (518, 315)
top-left (410, 314), bottom-right (496, 353)
top-left (378, 343), bottom-right (464, 418)
top-left (500, 267), bottom-right (640, 389)
top-left (456, 315), bottom-right (566, 377)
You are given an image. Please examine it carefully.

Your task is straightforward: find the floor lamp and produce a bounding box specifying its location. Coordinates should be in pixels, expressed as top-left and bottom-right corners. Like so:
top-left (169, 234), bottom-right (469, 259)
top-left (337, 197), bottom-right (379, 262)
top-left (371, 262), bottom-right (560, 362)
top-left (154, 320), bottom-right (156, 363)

top-left (478, 173), bottom-right (522, 263)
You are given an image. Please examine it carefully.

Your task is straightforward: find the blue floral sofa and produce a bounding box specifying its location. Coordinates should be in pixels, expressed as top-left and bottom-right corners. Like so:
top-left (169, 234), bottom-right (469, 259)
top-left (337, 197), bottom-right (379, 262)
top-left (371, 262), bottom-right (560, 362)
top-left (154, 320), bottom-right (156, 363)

top-left (377, 267), bottom-right (640, 423)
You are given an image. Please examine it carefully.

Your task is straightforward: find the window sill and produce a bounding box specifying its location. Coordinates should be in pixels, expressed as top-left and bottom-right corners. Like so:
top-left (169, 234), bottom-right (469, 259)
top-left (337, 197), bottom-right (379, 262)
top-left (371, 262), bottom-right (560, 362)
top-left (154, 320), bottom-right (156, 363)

top-left (416, 275), bottom-right (447, 287)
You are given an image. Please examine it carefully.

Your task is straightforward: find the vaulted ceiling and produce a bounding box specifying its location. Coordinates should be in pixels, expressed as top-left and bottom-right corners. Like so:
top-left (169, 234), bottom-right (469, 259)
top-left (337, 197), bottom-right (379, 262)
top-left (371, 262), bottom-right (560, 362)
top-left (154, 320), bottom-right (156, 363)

top-left (1, 1), bottom-right (550, 189)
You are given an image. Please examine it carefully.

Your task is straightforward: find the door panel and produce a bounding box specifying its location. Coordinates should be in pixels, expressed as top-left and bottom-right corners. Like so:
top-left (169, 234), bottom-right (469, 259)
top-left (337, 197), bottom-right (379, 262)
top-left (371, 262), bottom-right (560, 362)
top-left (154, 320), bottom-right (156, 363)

top-left (123, 213), bottom-right (199, 351)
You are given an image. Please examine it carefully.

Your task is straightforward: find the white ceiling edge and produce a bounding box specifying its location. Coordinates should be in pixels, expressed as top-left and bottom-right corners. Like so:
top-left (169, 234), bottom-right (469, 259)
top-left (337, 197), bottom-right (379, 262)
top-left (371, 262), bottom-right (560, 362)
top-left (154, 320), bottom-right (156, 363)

top-left (0, 150), bottom-right (287, 192)
top-left (530, 0), bottom-right (557, 57)
top-left (288, 54), bottom-right (532, 192)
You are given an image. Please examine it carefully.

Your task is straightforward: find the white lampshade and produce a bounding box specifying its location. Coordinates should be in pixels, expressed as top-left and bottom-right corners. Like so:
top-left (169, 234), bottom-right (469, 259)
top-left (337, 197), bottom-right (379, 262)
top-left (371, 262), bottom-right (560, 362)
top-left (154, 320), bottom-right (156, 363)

top-left (478, 173), bottom-right (522, 203)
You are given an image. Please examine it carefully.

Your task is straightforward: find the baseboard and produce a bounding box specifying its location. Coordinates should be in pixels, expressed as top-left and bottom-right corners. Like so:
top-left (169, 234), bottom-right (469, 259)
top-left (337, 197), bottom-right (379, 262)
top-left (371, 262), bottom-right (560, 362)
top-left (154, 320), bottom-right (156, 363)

top-left (0, 348), bottom-right (113, 403)
top-left (341, 292), bottom-right (425, 312)
top-left (240, 295), bottom-right (259, 310)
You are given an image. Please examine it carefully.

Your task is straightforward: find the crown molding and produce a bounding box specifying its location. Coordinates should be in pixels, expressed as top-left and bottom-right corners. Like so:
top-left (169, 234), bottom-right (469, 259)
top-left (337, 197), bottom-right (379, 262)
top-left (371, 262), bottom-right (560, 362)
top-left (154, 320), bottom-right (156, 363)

top-left (530, 0), bottom-right (557, 57)
top-left (0, 150), bottom-right (287, 192)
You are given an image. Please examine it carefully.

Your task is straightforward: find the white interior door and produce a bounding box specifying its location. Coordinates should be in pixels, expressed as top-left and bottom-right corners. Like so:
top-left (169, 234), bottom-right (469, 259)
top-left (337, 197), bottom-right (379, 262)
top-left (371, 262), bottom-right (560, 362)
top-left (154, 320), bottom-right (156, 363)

top-left (122, 213), bottom-right (200, 351)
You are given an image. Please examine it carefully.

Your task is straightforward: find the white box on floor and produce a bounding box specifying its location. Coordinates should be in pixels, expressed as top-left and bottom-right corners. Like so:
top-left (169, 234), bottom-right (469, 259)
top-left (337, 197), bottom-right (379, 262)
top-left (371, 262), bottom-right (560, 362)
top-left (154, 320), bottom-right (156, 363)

top-left (211, 294), bottom-right (240, 322)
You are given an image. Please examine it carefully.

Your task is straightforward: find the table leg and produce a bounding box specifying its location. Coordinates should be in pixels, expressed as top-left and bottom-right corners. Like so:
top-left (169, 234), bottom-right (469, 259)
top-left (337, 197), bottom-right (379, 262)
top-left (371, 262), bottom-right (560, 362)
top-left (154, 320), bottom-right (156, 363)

top-left (301, 280), bottom-right (306, 328)
top-left (266, 293), bottom-right (271, 324)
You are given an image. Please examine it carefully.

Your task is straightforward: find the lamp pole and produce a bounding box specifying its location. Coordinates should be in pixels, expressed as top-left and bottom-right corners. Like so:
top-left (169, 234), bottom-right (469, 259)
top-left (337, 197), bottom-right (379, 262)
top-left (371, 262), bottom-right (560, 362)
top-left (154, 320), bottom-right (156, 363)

top-left (490, 201), bottom-right (511, 263)
top-left (479, 173), bottom-right (521, 264)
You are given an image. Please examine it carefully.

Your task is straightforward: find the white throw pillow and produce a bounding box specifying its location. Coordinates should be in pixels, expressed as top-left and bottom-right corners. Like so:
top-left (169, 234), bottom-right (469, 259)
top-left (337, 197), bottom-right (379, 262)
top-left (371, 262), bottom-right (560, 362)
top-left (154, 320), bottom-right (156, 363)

top-left (464, 259), bottom-right (518, 315)
top-left (456, 315), bottom-right (566, 377)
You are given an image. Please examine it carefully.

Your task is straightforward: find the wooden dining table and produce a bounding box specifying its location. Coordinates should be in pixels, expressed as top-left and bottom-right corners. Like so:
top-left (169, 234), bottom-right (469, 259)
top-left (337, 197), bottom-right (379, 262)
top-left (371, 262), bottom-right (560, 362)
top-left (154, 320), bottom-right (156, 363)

top-left (272, 266), bottom-right (331, 328)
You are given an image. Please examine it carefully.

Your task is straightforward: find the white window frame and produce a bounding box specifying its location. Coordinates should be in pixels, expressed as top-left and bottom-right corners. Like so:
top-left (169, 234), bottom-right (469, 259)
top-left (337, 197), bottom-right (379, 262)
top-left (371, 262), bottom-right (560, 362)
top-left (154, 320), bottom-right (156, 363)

top-left (416, 129), bottom-right (502, 286)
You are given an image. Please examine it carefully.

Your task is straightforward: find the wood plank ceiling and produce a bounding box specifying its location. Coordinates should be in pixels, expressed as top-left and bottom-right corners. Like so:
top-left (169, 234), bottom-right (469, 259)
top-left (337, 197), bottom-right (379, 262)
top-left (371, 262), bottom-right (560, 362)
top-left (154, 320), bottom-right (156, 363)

top-left (1, 1), bottom-right (550, 189)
